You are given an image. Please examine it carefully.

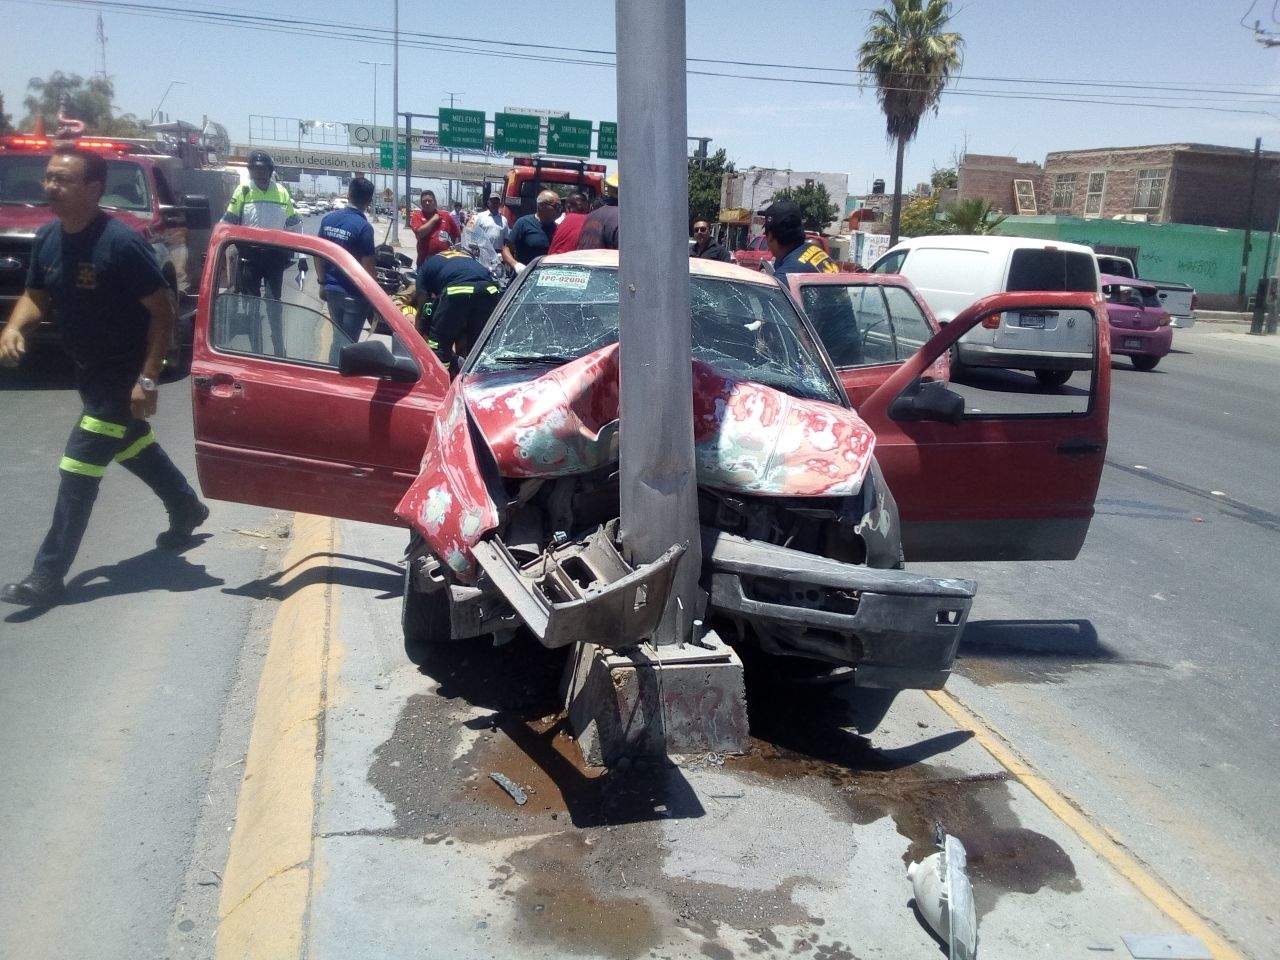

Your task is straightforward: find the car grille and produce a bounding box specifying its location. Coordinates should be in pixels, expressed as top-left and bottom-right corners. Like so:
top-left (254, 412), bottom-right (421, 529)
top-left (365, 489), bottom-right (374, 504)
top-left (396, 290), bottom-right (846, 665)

top-left (0, 238), bottom-right (33, 298)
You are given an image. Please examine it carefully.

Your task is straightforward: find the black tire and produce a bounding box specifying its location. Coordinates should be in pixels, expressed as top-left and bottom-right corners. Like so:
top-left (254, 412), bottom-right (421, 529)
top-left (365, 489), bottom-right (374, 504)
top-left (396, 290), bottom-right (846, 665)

top-left (401, 562), bottom-right (453, 653)
top-left (1131, 355), bottom-right (1160, 372)
top-left (1034, 369), bottom-right (1072, 388)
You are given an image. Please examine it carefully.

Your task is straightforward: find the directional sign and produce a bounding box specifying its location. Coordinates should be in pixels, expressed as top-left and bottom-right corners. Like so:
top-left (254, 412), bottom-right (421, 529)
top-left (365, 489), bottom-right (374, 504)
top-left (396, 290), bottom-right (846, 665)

top-left (378, 141), bottom-right (408, 170)
top-left (438, 108), bottom-right (486, 150)
top-left (547, 117), bottom-right (592, 158)
top-left (597, 121), bottom-right (618, 160)
top-left (493, 112), bottom-right (541, 154)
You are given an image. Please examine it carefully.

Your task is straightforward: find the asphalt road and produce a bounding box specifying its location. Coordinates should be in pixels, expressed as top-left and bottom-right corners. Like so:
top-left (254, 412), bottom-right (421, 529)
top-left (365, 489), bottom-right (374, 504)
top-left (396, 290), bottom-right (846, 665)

top-left (0, 355), bottom-right (280, 960)
top-left (917, 322), bottom-right (1280, 956)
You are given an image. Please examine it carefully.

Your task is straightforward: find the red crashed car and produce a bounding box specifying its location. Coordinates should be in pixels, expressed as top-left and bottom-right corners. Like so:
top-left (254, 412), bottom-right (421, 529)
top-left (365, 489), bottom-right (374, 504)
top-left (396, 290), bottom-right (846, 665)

top-left (191, 228), bottom-right (1109, 729)
top-left (786, 272), bottom-right (950, 408)
top-left (1101, 273), bottom-right (1173, 372)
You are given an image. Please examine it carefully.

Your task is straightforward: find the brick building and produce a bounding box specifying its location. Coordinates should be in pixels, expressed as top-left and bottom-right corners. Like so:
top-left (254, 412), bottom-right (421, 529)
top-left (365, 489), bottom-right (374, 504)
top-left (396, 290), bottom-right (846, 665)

top-left (957, 144), bottom-right (1280, 231)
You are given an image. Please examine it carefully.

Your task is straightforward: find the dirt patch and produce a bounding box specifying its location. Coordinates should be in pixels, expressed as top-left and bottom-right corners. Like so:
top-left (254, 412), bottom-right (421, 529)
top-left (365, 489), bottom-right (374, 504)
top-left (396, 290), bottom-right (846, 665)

top-left (955, 619), bottom-right (1168, 686)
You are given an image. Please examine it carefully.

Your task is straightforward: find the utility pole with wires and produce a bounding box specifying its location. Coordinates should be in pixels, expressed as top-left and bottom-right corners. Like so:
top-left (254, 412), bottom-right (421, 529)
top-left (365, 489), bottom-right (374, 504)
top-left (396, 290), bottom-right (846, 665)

top-left (95, 12), bottom-right (108, 80)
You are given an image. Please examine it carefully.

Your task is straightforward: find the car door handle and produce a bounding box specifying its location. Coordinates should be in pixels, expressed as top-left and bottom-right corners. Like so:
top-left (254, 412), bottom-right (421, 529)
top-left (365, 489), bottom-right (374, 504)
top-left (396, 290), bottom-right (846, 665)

top-left (1057, 440), bottom-right (1103, 456)
top-left (193, 374), bottom-right (242, 396)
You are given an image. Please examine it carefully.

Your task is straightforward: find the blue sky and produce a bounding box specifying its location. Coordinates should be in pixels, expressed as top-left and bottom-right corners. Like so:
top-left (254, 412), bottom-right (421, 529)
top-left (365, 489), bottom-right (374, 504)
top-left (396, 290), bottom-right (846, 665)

top-left (2, 0), bottom-right (1277, 192)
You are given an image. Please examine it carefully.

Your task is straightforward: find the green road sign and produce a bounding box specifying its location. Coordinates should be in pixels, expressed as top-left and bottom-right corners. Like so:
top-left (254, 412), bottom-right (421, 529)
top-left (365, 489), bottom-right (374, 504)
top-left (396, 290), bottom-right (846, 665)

top-left (378, 141), bottom-right (408, 170)
top-left (493, 112), bottom-right (541, 154)
top-left (438, 108), bottom-right (486, 150)
top-left (547, 117), bottom-right (592, 158)
top-left (597, 122), bottom-right (618, 160)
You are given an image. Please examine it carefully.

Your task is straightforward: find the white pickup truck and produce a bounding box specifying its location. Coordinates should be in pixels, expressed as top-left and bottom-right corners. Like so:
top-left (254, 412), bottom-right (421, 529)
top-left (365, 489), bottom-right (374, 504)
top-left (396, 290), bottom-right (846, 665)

top-left (1096, 254), bottom-right (1196, 329)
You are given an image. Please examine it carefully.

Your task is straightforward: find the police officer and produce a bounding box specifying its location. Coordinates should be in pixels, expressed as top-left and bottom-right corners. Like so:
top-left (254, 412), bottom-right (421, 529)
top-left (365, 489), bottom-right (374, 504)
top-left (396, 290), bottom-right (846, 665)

top-left (760, 199), bottom-right (838, 279)
top-left (414, 249), bottom-right (500, 373)
top-left (0, 146), bottom-right (208, 607)
top-left (222, 151), bottom-right (300, 355)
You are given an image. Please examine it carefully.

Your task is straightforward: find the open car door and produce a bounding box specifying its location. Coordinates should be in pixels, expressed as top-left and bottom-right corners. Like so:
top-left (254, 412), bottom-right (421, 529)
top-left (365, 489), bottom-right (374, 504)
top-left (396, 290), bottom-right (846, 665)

top-left (191, 223), bottom-right (451, 525)
top-left (858, 291), bottom-right (1109, 561)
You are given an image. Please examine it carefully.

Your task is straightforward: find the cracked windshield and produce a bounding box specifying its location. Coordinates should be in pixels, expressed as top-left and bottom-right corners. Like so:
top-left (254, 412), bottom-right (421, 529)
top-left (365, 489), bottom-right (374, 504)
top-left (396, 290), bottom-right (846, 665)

top-left (0, 1), bottom-right (1275, 959)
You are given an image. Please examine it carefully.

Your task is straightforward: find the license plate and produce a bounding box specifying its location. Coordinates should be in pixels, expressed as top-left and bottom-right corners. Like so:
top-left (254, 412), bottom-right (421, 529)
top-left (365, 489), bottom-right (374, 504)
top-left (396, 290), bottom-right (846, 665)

top-left (1124, 337), bottom-right (1143, 349)
top-left (1017, 312), bottom-right (1048, 329)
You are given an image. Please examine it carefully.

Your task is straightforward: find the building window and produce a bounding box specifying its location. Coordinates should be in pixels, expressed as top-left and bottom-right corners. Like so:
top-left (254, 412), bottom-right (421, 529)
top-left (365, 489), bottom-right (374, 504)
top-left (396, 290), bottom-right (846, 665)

top-left (1083, 171), bottom-right (1107, 216)
top-left (1134, 168), bottom-right (1168, 210)
top-left (1051, 173), bottom-right (1076, 210)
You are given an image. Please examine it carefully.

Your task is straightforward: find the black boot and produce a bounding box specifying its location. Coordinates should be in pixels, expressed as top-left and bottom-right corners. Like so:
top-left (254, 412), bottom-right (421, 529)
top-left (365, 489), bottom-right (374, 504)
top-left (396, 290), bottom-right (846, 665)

top-left (156, 497), bottom-right (210, 549)
top-left (1, 573), bottom-right (65, 607)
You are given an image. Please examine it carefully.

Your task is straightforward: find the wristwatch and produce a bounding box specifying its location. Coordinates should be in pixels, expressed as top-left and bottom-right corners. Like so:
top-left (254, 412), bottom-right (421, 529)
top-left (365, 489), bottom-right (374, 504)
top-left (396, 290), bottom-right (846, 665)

top-left (138, 376), bottom-right (158, 392)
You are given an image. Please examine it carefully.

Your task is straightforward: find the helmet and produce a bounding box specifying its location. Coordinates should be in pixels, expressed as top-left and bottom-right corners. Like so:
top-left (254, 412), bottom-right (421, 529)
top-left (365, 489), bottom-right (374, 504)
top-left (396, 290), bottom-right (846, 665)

top-left (601, 172), bottom-right (619, 200)
top-left (247, 150), bottom-right (275, 173)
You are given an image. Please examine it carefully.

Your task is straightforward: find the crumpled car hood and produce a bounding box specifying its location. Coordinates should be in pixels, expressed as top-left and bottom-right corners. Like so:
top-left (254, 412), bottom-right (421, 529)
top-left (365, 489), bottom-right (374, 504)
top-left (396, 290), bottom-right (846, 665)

top-left (394, 343), bottom-right (876, 579)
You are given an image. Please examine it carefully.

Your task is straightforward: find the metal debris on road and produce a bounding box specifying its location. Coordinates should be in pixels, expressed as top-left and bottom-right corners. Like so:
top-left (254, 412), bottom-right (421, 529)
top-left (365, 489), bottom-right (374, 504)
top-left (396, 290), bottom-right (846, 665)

top-left (908, 826), bottom-right (978, 959)
top-left (489, 772), bottom-right (528, 805)
top-left (1120, 934), bottom-right (1212, 960)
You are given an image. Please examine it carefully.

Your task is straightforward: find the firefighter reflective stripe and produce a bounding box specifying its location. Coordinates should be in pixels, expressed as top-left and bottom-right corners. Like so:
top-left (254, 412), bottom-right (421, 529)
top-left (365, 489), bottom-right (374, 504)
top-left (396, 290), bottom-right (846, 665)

top-left (485, 285), bottom-right (499, 295)
top-left (114, 430), bottom-right (156, 463)
top-left (445, 285), bottom-right (476, 296)
top-left (59, 456), bottom-right (107, 478)
top-left (79, 415), bottom-right (127, 439)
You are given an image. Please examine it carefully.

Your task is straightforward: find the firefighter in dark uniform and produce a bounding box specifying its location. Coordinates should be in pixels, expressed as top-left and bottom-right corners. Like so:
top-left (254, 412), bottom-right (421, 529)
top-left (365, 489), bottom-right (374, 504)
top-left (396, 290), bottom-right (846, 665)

top-left (414, 249), bottom-right (500, 373)
top-left (0, 146), bottom-right (208, 607)
top-left (760, 199), bottom-right (839, 280)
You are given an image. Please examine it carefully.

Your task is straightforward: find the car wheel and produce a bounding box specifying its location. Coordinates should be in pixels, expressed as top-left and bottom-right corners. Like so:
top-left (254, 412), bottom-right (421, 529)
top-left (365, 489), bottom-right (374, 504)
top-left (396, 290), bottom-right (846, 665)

top-left (402, 560), bottom-right (454, 655)
top-left (1034, 369), bottom-right (1072, 388)
top-left (1131, 355), bottom-right (1160, 372)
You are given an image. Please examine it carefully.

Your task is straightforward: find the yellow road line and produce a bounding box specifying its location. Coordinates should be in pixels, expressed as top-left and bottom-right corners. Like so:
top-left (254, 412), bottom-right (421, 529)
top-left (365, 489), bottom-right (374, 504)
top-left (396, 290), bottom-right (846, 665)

top-left (927, 688), bottom-right (1243, 960)
top-left (215, 514), bottom-right (336, 960)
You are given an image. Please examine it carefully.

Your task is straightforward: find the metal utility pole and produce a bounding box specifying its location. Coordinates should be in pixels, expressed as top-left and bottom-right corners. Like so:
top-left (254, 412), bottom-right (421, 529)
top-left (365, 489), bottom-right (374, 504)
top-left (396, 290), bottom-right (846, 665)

top-left (616, 0), bottom-right (700, 645)
top-left (149, 79), bottom-right (186, 125)
top-left (1239, 137), bottom-right (1262, 310)
top-left (442, 92), bottom-right (464, 206)
top-left (359, 59), bottom-right (389, 187)
top-left (390, 0), bottom-right (400, 242)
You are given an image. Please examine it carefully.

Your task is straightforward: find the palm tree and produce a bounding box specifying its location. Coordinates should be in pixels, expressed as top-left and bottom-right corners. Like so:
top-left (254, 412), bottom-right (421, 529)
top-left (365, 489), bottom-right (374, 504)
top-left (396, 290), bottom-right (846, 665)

top-left (858, 0), bottom-right (963, 245)
top-left (941, 198), bottom-right (1007, 235)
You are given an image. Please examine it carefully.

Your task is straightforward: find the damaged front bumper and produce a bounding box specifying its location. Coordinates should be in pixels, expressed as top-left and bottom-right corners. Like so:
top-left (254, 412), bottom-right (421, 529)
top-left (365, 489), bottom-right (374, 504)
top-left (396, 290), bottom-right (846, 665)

top-left (703, 529), bottom-right (975, 689)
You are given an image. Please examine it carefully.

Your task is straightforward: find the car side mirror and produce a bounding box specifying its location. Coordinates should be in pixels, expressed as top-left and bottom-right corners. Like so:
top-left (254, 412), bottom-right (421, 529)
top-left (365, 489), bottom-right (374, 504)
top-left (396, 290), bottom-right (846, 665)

top-left (339, 339), bottom-right (420, 382)
top-left (181, 194), bottom-right (211, 230)
top-left (890, 378), bottom-right (964, 424)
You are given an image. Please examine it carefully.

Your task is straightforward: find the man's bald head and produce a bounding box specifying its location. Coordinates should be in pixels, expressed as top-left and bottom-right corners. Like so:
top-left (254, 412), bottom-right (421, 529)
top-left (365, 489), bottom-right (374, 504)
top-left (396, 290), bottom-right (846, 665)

top-left (535, 190), bottom-right (561, 223)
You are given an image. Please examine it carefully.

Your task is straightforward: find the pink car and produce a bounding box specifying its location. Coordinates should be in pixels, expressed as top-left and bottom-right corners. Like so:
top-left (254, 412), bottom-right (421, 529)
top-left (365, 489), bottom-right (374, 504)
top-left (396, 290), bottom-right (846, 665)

top-left (1102, 274), bottom-right (1172, 372)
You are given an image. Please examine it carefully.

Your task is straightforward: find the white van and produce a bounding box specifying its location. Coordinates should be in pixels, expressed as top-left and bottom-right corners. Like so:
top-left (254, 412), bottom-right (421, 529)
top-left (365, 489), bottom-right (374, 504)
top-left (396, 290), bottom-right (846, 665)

top-left (871, 235), bottom-right (1101, 386)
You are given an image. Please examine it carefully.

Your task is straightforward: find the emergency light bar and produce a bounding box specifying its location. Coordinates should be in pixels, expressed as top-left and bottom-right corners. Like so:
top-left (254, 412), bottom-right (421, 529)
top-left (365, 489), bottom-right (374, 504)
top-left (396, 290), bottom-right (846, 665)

top-left (0, 135), bottom-right (142, 154)
top-left (511, 156), bottom-right (607, 174)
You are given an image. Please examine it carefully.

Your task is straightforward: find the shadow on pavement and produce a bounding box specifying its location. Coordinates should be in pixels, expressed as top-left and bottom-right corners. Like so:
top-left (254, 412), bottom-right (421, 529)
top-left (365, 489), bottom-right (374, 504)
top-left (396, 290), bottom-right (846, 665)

top-left (223, 551), bottom-right (402, 601)
top-left (956, 618), bottom-right (1166, 685)
top-left (4, 536), bottom-right (222, 623)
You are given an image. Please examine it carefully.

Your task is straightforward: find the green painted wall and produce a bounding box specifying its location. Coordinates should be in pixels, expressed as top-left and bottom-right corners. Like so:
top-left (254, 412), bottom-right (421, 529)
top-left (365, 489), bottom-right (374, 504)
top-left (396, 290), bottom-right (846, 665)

top-left (995, 215), bottom-right (1278, 303)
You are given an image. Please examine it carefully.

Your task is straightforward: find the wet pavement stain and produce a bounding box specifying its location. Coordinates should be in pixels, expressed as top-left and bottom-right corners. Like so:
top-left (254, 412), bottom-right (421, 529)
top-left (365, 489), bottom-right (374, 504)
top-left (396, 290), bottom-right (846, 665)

top-left (956, 618), bottom-right (1168, 686)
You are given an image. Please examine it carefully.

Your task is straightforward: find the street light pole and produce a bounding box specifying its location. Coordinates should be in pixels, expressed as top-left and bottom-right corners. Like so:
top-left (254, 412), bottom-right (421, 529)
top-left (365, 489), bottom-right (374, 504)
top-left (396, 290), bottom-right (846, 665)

top-left (359, 59), bottom-right (389, 189)
top-left (615, 0), bottom-right (699, 646)
top-left (149, 79), bottom-right (186, 125)
top-left (390, 0), bottom-right (400, 242)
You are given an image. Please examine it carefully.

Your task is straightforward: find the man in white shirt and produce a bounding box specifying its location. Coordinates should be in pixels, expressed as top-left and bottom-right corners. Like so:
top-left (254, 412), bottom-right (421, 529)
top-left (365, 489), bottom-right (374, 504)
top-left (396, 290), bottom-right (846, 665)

top-left (464, 193), bottom-right (509, 280)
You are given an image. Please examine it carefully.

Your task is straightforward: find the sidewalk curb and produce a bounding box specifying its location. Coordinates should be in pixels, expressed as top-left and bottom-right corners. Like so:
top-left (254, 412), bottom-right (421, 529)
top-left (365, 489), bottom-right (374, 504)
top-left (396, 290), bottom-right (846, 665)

top-left (214, 515), bottom-right (336, 960)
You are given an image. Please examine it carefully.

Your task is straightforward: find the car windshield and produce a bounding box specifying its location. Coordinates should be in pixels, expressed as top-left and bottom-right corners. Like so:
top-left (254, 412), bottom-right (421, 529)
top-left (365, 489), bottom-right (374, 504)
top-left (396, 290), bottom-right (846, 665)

top-left (472, 263), bottom-right (843, 405)
top-left (0, 155), bottom-right (151, 211)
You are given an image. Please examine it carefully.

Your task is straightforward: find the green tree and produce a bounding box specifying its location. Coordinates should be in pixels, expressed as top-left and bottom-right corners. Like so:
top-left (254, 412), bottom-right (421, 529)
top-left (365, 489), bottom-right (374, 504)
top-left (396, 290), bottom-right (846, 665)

top-left (857, 0), bottom-right (963, 245)
top-left (897, 195), bottom-right (941, 237)
top-left (940, 197), bottom-right (1006, 235)
top-left (688, 148), bottom-right (734, 228)
top-left (0, 94), bottom-right (13, 135)
top-left (930, 166), bottom-right (957, 190)
top-left (772, 182), bottom-right (840, 232)
top-left (21, 71), bottom-right (146, 136)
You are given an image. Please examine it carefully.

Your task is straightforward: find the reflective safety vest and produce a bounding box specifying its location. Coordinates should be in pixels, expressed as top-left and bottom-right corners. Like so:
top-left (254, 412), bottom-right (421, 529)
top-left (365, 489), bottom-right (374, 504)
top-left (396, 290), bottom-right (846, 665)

top-left (222, 181), bottom-right (300, 231)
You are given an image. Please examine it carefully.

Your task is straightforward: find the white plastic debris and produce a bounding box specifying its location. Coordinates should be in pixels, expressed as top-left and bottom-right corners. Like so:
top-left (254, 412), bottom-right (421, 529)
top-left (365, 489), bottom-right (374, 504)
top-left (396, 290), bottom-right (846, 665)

top-left (908, 832), bottom-right (978, 959)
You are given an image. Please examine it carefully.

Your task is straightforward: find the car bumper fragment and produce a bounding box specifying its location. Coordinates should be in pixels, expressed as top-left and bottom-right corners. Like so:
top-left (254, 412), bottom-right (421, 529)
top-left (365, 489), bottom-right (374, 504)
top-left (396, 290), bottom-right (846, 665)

top-left (470, 519), bottom-right (684, 650)
top-left (703, 528), bottom-right (976, 689)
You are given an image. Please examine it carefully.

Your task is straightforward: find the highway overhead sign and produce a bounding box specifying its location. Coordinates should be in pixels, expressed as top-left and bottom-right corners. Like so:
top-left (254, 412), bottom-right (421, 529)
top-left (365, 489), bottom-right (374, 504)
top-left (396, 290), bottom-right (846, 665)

top-left (597, 121), bottom-right (618, 160)
top-left (438, 108), bottom-right (486, 150)
top-left (493, 112), bottom-right (541, 153)
top-left (546, 117), bottom-right (592, 158)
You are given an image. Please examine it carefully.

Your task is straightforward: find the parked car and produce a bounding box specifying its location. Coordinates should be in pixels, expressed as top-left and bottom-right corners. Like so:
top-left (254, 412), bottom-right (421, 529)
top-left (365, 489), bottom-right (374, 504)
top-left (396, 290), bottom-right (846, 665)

top-left (191, 227), bottom-right (1108, 729)
top-left (786, 272), bottom-right (950, 407)
top-left (871, 235), bottom-right (1102, 386)
top-left (734, 231), bottom-right (830, 272)
top-left (1096, 254), bottom-right (1196, 329)
top-left (1102, 273), bottom-right (1172, 371)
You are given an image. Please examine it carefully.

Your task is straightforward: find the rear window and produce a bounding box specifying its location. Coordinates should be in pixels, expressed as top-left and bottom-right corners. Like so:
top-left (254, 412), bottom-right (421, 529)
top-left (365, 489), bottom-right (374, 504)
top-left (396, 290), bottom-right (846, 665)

top-left (1007, 249), bottom-right (1097, 293)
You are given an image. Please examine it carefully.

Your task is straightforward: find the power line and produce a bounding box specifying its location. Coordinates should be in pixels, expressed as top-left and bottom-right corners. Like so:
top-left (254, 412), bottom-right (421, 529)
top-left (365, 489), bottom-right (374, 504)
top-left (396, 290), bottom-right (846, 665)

top-left (10, 0), bottom-right (1280, 117)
